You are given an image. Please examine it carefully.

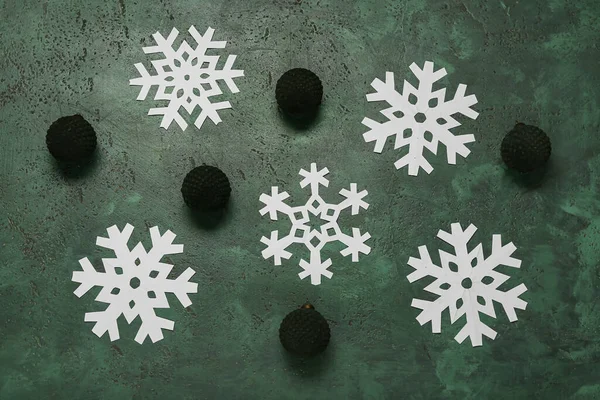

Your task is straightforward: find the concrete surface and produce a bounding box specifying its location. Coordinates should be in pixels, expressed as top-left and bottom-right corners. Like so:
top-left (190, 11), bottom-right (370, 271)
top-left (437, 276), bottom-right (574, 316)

top-left (0, 0), bottom-right (599, 399)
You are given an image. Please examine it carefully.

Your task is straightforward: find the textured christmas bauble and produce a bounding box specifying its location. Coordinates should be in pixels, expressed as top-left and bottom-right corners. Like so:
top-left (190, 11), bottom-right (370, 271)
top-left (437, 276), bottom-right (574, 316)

top-left (276, 68), bottom-right (323, 117)
top-left (181, 165), bottom-right (231, 211)
top-left (46, 115), bottom-right (97, 163)
top-left (501, 123), bottom-right (551, 173)
top-left (279, 303), bottom-right (330, 357)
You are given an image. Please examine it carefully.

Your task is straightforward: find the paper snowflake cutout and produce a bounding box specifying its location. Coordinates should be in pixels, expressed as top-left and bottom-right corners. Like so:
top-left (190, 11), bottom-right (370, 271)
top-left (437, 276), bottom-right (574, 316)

top-left (259, 163), bottom-right (371, 285)
top-left (407, 223), bottom-right (527, 347)
top-left (72, 224), bottom-right (197, 344)
top-left (130, 26), bottom-right (244, 131)
top-left (362, 61), bottom-right (478, 176)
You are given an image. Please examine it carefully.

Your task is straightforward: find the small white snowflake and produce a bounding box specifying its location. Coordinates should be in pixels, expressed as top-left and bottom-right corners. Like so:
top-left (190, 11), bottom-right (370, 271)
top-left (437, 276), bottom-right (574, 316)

top-left (362, 61), bottom-right (478, 176)
top-left (130, 26), bottom-right (244, 131)
top-left (407, 222), bottom-right (527, 347)
top-left (72, 224), bottom-right (197, 344)
top-left (259, 163), bottom-right (371, 285)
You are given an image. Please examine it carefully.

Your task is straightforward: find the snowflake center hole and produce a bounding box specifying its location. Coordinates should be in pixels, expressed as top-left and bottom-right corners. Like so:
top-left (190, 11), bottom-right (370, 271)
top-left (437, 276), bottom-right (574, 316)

top-left (129, 277), bottom-right (141, 289)
top-left (461, 277), bottom-right (472, 289)
top-left (414, 112), bottom-right (427, 123)
top-left (184, 74), bottom-right (191, 81)
top-left (307, 216), bottom-right (322, 231)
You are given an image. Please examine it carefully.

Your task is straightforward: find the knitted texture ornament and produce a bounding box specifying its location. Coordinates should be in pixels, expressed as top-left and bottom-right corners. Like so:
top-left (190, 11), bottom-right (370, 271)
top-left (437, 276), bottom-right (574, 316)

top-left (279, 303), bottom-right (330, 356)
top-left (46, 115), bottom-right (97, 163)
top-left (276, 68), bottom-right (323, 118)
top-left (181, 165), bottom-right (231, 211)
top-left (501, 123), bottom-right (551, 173)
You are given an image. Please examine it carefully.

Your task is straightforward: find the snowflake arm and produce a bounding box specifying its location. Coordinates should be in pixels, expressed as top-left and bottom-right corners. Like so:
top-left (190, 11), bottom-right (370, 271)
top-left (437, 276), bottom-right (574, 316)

top-left (146, 226), bottom-right (184, 262)
top-left (208, 55), bottom-right (244, 93)
top-left (128, 267), bottom-right (198, 344)
top-left (339, 228), bottom-right (371, 261)
top-left (453, 291), bottom-right (499, 346)
top-left (338, 183), bottom-right (369, 215)
top-left (366, 71), bottom-right (416, 114)
top-left (298, 248), bottom-right (333, 285)
top-left (134, 308), bottom-right (175, 344)
top-left (259, 187), bottom-right (293, 220)
top-left (260, 231), bottom-right (294, 265)
top-left (299, 163), bottom-right (329, 190)
top-left (411, 290), bottom-right (462, 335)
top-left (84, 303), bottom-right (124, 342)
top-left (429, 83), bottom-right (479, 121)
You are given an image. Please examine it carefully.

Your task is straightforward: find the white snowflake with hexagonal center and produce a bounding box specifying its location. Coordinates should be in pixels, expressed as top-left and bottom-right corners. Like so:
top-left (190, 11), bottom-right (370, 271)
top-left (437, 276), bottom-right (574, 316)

top-left (407, 222), bottom-right (527, 347)
top-left (130, 26), bottom-right (244, 131)
top-left (362, 61), bottom-right (478, 176)
top-left (259, 163), bottom-right (371, 285)
top-left (72, 224), bottom-right (197, 344)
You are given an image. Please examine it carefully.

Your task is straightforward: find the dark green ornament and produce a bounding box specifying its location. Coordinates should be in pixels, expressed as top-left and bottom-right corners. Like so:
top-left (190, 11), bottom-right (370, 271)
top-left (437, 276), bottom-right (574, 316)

top-left (276, 68), bottom-right (323, 119)
top-left (181, 165), bottom-right (231, 211)
top-left (279, 303), bottom-right (330, 357)
top-left (501, 123), bottom-right (551, 173)
top-left (46, 115), bottom-right (97, 163)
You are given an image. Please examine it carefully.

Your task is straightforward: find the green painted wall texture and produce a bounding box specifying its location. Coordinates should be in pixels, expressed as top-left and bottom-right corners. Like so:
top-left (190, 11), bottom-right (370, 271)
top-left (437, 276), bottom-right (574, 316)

top-left (1, 0), bottom-right (599, 399)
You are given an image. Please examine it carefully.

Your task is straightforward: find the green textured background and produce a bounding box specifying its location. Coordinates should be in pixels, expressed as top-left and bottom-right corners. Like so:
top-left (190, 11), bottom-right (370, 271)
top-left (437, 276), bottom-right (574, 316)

top-left (1, 0), bottom-right (599, 399)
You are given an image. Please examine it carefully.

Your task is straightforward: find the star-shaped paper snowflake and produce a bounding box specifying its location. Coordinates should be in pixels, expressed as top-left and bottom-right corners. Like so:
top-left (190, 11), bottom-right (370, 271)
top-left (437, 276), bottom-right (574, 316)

top-left (130, 26), bottom-right (244, 131)
top-left (259, 163), bottom-right (371, 285)
top-left (72, 224), bottom-right (197, 344)
top-left (362, 61), bottom-right (478, 176)
top-left (407, 222), bottom-right (527, 346)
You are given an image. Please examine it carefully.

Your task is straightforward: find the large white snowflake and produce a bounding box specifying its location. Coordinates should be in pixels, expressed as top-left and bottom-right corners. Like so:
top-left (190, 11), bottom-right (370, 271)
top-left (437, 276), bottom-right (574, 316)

top-left (362, 61), bottom-right (478, 176)
top-left (130, 26), bottom-right (244, 131)
top-left (407, 223), bottom-right (527, 347)
top-left (259, 163), bottom-right (371, 285)
top-left (72, 224), bottom-right (197, 344)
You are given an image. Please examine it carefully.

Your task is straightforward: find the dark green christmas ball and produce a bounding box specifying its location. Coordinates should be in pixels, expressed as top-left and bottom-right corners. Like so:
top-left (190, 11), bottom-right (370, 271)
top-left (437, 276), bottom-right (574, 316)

top-left (181, 165), bottom-right (231, 211)
top-left (279, 303), bottom-right (330, 357)
top-left (501, 123), bottom-right (551, 173)
top-left (46, 115), bottom-right (97, 163)
top-left (276, 68), bottom-right (323, 118)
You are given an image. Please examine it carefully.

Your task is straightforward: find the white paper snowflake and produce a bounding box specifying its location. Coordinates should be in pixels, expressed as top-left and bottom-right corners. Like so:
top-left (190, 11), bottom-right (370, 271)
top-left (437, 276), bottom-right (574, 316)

top-left (130, 26), bottom-right (244, 131)
top-left (72, 224), bottom-right (197, 344)
top-left (259, 163), bottom-right (371, 285)
top-left (406, 223), bottom-right (527, 347)
top-left (362, 61), bottom-right (478, 176)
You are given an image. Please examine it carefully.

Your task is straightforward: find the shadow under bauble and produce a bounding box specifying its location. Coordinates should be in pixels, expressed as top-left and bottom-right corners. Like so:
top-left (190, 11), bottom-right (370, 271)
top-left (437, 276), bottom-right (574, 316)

top-left (281, 342), bottom-right (334, 378)
top-left (503, 158), bottom-right (555, 189)
top-left (52, 150), bottom-right (100, 180)
top-left (278, 106), bottom-right (322, 132)
top-left (185, 203), bottom-right (230, 230)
